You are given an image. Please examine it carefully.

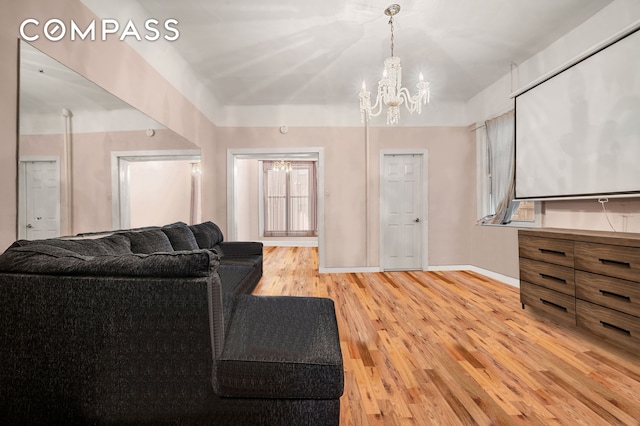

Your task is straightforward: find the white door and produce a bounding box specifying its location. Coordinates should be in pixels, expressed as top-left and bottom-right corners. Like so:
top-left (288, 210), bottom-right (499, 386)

top-left (382, 154), bottom-right (423, 270)
top-left (20, 160), bottom-right (61, 240)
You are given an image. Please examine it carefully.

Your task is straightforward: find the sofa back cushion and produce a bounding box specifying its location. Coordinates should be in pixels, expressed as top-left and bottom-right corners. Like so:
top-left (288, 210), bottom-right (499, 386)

top-left (189, 222), bottom-right (224, 249)
top-left (7, 234), bottom-right (132, 256)
top-left (161, 224), bottom-right (199, 251)
top-left (119, 229), bottom-right (174, 254)
top-left (0, 245), bottom-right (216, 278)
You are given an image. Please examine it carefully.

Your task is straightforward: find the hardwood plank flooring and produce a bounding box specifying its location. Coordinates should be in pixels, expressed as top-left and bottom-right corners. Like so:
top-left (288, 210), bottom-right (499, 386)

top-left (254, 247), bottom-right (640, 425)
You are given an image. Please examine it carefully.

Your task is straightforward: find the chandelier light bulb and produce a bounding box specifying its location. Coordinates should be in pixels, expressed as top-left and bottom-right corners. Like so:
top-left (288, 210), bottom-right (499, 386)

top-left (359, 4), bottom-right (430, 125)
top-left (273, 160), bottom-right (292, 173)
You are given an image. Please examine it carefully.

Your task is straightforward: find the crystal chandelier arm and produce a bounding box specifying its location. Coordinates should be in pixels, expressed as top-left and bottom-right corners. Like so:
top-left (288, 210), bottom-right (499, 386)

top-left (397, 80), bottom-right (430, 114)
top-left (368, 92), bottom-right (385, 117)
top-left (397, 88), bottom-right (420, 113)
top-left (397, 88), bottom-right (414, 111)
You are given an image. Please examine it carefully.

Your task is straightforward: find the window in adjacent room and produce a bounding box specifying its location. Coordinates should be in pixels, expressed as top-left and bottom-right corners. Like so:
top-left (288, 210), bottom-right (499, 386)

top-left (262, 160), bottom-right (318, 237)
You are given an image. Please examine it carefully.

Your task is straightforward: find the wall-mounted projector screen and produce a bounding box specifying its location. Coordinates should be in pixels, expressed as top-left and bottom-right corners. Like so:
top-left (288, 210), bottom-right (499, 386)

top-left (515, 26), bottom-right (640, 200)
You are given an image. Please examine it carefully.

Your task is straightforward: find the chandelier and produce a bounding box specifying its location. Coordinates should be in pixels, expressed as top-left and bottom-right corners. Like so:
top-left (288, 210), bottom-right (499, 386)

top-left (272, 160), bottom-right (292, 172)
top-left (359, 4), bottom-right (430, 125)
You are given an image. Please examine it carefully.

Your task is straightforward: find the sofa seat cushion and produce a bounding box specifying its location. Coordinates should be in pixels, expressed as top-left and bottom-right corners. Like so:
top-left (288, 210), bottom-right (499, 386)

top-left (217, 264), bottom-right (255, 294)
top-left (216, 295), bottom-right (344, 399)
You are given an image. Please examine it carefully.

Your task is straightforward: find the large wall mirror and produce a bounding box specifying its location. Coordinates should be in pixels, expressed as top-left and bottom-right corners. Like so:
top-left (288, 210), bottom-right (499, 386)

top-left (18, 41), bottom-right (201, 239)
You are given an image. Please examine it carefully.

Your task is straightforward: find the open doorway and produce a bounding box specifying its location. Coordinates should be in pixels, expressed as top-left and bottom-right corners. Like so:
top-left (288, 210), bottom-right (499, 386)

top-left (111, 150), bottom-right (201, 230)
top-left (227, 148), bottom-right (325, 269)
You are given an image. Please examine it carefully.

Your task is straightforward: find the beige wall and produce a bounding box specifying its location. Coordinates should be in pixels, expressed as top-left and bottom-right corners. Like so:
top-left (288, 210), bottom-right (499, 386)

top-left (72, 129), bottom-right (196, 234)
top-left (467, 0), bottom-right (640, 280)
top-left (129, 160), bottom-right (194, 229)
top-left (367, 126), bottom-right (476, 267)
top-left (7, 1), bottom-right (633, 276)
top-left (236, 159), bottom-right (260, 241)
top-left (1, 0), bottom-right (216, 250)
top-left (20, 129), bottom-right (196, 235)
top-left (544, 199), bottom-right (640, 233)
top-left (214, 126), bottom-right (474, 269)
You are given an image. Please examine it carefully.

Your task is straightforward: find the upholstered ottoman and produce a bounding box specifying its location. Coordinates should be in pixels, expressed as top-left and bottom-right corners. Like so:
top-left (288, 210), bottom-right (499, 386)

top-left (210, 295), bottom-right (344, 425)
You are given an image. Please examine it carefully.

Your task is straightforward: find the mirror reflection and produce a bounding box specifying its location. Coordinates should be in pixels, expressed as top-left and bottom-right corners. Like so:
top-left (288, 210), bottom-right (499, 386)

top-left (18, 41), bottom-right (201, 239)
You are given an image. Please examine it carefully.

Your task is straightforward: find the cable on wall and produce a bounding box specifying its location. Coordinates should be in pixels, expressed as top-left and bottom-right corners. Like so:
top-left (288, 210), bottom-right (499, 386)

top-left (598, 198), bottom-right (616, 232)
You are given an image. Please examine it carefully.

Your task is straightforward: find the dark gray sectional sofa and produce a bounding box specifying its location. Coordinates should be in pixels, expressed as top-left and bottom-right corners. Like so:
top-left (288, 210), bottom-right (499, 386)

top-left (0, 221), bottom-right (344, 425)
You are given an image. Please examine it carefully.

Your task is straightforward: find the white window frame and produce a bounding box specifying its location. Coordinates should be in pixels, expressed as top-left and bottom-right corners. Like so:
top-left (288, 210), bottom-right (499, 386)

top-left (475, 121), bottom-right (541, 228)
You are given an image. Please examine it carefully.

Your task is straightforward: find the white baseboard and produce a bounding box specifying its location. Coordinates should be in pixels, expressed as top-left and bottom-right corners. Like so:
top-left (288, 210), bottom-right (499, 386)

top-left (315, 263), bottom-right (519, 287)
top-left (428, 265), bottom-right (520, 288)
top-left (319, 266), bottom-right (381, 274)
top-left (262, 240), bottom-right (318, 247)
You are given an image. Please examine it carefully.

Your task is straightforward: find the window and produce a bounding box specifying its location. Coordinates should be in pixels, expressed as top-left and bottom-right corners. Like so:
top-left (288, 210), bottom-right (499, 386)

top-left (263, 161), bottom-right (318, 237)
top-left (476, 111), bottom-right (539, 226)
top-left (510, 200), bottom-right (536, 222)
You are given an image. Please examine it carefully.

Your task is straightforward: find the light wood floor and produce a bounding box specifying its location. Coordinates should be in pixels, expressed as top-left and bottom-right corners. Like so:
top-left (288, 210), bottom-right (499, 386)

top-left (254, 247), bottom-right (640, 425)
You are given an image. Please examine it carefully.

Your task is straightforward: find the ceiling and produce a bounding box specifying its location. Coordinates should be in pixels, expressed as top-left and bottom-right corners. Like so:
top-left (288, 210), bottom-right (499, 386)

top-left (87, 0), bottom-right (613, 108)
top-left (20, 42), bottom-right (132, 115)
top-left (24, 0), bottom-right (615, 126)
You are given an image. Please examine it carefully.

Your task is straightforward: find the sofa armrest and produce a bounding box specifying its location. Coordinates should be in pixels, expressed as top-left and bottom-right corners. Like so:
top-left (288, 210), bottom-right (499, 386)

top-left (217, 241), bottom-right (263, 257)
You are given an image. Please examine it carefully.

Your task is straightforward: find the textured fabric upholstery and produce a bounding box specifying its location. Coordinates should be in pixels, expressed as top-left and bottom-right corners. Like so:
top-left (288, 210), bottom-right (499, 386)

top-left (218, 241), bottom-right (263, 257)
top-left (217, 265), bottom-right (256, 294)
top-left (217, 295), bottom-right (344, 399)
top-left (161, 224), bottom-right (199, 251)
top-left (203, 397), bottom-right (341, 426)
top-left (8, 234), bottom-right (132, 255)
top-left (190, 221), bottom-right (225, 249)
top-left (0, 221), bottom-right (342, 424)
top-left (0, 245), bottom-right (216, 278)
top-left (216, 242), bottom-right (263, 295)
top-left (119, 229), bottom-right (174, 254)
top-left (0, 274), bottom-right (215, 423)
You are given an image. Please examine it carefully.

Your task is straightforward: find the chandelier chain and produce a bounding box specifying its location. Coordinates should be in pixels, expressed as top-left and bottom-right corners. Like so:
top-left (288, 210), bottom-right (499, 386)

top-left (389, 16), bottom-right (395, 57)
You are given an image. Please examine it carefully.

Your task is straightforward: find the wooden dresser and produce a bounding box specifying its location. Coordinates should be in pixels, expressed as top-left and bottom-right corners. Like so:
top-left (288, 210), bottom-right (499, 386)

top-left (519, 228), bottom-right (640, 351)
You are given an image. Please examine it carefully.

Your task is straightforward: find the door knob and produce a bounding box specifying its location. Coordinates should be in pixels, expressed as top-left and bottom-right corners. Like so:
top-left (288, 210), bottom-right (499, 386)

top-left (415, 218), bottom-right (420, 223)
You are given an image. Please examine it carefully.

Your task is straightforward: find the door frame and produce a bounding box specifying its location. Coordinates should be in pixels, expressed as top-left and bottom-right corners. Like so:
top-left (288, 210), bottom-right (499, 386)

top-left (18, 156), bottom-right (61, 239)
top-left (227, 147), bottom-right (325, 270)
top-left (111, 150), bottom-right (201, 230)
top-left (379, 150), bottom-right (429, 271)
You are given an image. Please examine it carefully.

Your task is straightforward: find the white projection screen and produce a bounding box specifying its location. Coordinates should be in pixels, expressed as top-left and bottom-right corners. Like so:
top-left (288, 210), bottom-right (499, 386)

top-left (515, 26), bottom-right (640, 200)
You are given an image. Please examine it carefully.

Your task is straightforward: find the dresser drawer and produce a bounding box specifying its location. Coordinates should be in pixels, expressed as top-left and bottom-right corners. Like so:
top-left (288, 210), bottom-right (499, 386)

top-left (575, 242), bottom-right (640, 282)
top-left (576, 299), bottom-right (640, 351)
top-left (576, 271), bottom-right (640, 317)
top-left (519, 235), bottom-right (574, 267)
top-left (521, 281), bottom-right (576, 326)
top-left (520, 257), bottom-right (575, 296)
